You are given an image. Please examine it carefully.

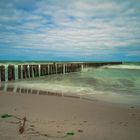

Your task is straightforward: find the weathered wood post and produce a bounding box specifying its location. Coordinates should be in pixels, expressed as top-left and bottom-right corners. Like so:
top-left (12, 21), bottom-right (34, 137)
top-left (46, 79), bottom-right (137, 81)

top-left (40, 64), bottom-right (44, 76)
top-left (49, 64), bottom-right (52, 74)
top-left (29, 65), bottom-right (33, 78)
top-left (8, 65), bottom-right (15, 81)
top-left (71, 64), bottom-right (74, 72)
top-left (65, 64), bottom-right (68, 73)
top-left (57, 64), bottom-right (63, 74)
top-left (18, 65), bottom-right (21, 79)
top-left (32, 65), bottom-right (35, 78)
top-left (78, 64), bottom-right (81, 71)
top-left (53, 63), bottom-right (56, 74)
top-left (21, 65), bottom-right (23, 79)
top-left (0, 66), bottom-right (1, 82)
top-left (63, 64), bottom-right (65, 74)
top-left (67, 64), bottom-right (70, 73)
top-left (26, 65), bottom-right (29, 78)
top-left (23, 65), bottom-right (28, 79)
top-left (50, 64), bottom-right (53, 74)
top-left (33, 65), bottom-right (39, 77)
top-left (47, 64), bottom-right (49, 75)
top-left (73, 63), bottom-right (76, 72)
top-left (45, 64), bottom-right (47, 75)
top-left (55, 63), bottom-right (57, 74)
top-left (61, 64), bottom-right (63, 73)
top-left (41, 64), bottom-right (48, 76)
top-left (81, 64), bottom-right (84, 71)
top-left (15, 65), bottom-right (18, 80)
top-left (5, 65), bottom-right (8, 82)
top-left (27, 65), bottom-right (30, 78)
top-left (38, 64), bottom-right (41, 77)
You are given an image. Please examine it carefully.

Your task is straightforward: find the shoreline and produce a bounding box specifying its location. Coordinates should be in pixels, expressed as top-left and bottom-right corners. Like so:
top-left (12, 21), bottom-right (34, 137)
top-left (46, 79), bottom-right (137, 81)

top-left (1, 83), bottom-right (140, 109)
top-left (0, 91), bottom-right (140, 140)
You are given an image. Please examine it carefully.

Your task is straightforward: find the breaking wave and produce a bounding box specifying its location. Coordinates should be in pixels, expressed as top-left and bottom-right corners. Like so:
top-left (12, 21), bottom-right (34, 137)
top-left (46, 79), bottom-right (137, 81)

top-left (102, 64), bottom-right (140, 70)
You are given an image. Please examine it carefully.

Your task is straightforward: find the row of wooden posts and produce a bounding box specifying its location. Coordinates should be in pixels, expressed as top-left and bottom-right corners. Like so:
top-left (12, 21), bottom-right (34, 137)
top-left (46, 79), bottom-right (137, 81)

top-left (0, 63), bottom-right (84, 82)
top-left (0, 62), bottom-right (122, 82)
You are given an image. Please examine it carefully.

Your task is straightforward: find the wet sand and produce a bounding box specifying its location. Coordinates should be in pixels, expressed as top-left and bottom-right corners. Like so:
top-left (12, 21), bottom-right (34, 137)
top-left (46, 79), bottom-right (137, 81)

top-left (0, 91), bottom-right (140, 140)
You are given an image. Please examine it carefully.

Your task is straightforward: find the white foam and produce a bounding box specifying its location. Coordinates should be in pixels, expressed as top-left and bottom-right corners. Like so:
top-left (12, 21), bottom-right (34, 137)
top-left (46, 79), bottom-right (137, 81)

top-left (102, 64), bottom-right (140, 70)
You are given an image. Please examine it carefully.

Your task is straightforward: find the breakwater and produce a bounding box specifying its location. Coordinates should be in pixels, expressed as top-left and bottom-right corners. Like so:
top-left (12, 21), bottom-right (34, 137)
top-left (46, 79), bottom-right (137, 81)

top-left (0, 62), bottom-right (122, 82)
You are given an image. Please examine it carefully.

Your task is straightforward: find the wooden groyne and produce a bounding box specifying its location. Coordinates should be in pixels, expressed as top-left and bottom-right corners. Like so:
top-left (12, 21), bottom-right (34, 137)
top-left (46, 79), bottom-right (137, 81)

top-left (0, 62), bottom-right (122, 82)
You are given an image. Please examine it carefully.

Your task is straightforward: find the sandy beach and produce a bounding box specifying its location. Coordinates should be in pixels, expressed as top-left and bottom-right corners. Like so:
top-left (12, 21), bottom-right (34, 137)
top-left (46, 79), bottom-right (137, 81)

top-left (0, 91), bottom-right (140, 140)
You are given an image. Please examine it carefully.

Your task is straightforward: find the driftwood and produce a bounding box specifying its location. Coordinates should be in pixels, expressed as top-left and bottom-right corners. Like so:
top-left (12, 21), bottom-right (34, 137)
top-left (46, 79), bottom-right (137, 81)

top-left (19, 117), bottom-right (27, 134)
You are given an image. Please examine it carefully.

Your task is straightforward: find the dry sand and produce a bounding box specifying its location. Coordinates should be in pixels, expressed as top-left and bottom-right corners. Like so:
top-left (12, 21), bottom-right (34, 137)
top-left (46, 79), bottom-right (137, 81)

top-left (0, 91), bottom-right (140, 140)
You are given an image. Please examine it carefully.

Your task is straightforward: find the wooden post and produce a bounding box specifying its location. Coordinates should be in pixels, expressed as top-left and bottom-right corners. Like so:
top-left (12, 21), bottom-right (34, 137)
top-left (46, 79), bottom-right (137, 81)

top-left (27, 65), bottom-right (30, 78)
top-left (21, 65), bottom-right (23, 79)
top-left (32, 65), bottom-right (34, 78)
top-left (81, 64), bottom-right (83, 71)
top-left (53, 63), bottom-right (56, 74)
top-left (63, 64), bottom-right (65, 74)
top-left (15, 65), bottom-right (18, 80)
top-left (41, 64), bottom-right (48, 76)
top-left (5, 65), bottom-right (8, 82)
top-left (8, 65), bottom-right (15, 81)
top-left (23, 65), bottom-right (26, 79)
top-left (38, 64), bottom-right (40, 77)
top-left (40, 64), bottom-right (43, 76)
top-left (47, 64), bottom-right (49, 75)
top-left (33, 65), bottom-right (39, 77)
top-left (18, 65), bottom-right (21, 79)
top-left (45, 64), bottom-right (48, 75)
top-left (29, 65), bottom-right (33, 78)
top-left (0, 66), bottom-right (1, 82)
top-left (55, 63), bottom-right (57, 74)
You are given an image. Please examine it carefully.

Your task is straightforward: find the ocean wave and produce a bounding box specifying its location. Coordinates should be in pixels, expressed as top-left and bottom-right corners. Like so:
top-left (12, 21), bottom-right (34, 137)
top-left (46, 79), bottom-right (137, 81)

top-left (102, 64), bottom-right (140, 70)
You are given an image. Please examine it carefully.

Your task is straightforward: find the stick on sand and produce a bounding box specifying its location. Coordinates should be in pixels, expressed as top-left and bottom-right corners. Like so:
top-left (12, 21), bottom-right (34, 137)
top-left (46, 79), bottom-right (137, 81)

top-left (19, 117), bottom-right (26, 134)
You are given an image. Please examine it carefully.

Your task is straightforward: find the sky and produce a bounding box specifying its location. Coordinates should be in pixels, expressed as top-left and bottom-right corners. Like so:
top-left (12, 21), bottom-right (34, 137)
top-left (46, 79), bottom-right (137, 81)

top-left (0, 0), bottom-right (140, 61)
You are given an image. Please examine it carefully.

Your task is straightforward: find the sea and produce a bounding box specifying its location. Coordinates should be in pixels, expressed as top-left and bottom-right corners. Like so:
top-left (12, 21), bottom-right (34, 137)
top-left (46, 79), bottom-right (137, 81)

top-left (0, 61), bottom-right (140, 106)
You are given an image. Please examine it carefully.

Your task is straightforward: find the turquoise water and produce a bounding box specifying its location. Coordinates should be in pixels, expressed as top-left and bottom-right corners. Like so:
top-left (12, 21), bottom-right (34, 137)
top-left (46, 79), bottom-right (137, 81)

top-left (0, 62), bottom-right (140, 106)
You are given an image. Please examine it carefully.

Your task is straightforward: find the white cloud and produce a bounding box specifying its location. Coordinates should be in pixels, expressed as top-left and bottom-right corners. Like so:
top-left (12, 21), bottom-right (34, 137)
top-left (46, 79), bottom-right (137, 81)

top-left (0, 0), bottom-right (140, 60)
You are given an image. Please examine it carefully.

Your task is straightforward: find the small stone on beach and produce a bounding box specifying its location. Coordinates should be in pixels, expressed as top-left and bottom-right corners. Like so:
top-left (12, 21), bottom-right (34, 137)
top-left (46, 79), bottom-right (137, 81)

top-left (57, 131), bottom-right (61, 133)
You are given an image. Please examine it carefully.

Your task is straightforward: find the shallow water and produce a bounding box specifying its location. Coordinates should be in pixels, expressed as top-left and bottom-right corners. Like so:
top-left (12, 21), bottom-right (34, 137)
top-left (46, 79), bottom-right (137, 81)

top-left (0, 63), bottom-right (140, 106)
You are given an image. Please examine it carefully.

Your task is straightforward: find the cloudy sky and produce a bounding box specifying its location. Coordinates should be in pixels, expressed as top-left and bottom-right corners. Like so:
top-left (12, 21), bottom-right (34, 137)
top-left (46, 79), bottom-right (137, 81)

top-left (0, 0), bottom-right (140, 61)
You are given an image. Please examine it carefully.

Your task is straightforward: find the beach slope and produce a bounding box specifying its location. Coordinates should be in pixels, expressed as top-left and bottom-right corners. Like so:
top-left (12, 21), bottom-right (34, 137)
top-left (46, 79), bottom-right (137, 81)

top-left (0, 92), bottom-right (140, 140)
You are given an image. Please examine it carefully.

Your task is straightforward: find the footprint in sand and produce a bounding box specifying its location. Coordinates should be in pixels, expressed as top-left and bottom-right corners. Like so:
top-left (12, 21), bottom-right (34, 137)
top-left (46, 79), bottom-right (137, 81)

top-left (77, 129), bottom-right (84, 133)
top-left (57, 131), bottom-right (62, 133)
top-left (132, 114), bottom-right (135, 116)
top-left (30, 124), bottom-right (35, 127)
top-left (123, 122), bottom-right (128, 127)
top-left (130, 106), bottom-right (135, 109)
